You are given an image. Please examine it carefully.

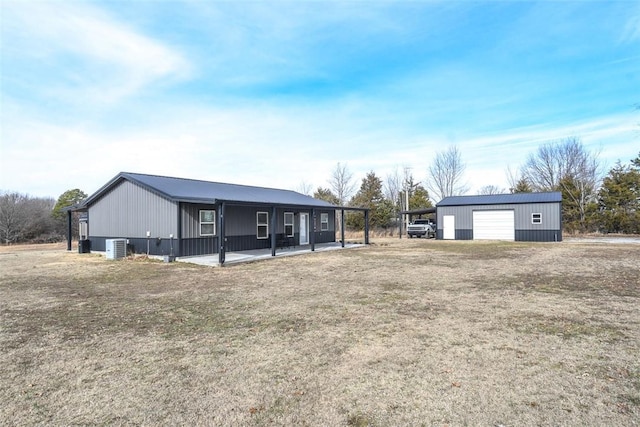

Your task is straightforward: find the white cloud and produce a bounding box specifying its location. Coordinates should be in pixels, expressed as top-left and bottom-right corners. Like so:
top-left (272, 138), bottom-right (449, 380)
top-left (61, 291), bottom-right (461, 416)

top-left (2, 93), bottom-right (636, 200)
top-left (1, 2), bottom-right (190, 104)
top-left (620, 6), bottom-right (640, 43)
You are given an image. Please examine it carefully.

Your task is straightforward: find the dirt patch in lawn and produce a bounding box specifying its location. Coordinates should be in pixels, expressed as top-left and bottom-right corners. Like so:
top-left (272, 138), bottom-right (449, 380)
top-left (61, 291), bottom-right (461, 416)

top-left (1, 239), bottom-right (639, 426)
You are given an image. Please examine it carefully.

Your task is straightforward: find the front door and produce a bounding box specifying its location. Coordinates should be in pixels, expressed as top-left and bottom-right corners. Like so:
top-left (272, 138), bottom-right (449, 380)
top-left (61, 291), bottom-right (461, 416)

top-left (299, 213), bottom-right (309, 245)
top-left (443, 215), bottom-right (455, 240)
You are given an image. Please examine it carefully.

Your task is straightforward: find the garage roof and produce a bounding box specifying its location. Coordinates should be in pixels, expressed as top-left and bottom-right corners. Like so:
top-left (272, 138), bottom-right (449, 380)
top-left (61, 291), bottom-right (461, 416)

top-left (437, 192), bottom-right (562, 207)
top-left (79, 172), bottom-right (338, 208)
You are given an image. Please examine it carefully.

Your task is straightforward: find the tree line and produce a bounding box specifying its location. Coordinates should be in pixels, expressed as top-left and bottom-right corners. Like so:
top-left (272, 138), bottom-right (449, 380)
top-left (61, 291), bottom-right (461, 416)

top-left (1, 140), bottom-right (638, 244)
top-left (0, 189), bottom-right (86, 244)
top-left (312, 140), bottom-right (640, 234)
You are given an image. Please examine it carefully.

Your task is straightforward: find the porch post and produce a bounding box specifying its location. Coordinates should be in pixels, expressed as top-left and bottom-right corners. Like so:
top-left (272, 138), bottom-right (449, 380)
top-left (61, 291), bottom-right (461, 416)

top-left (176, 203), bottom-right (182, 257)
top-left (340, 209), bottom-right (345, 247)
top-left (66, 210), bottom-right (72, 251)
top-left (310, 208), bottom-right (316, 251)
top-left (271, 206), bottom-right (277, 257)
top-left (364, 209), bottom-right (370, 245)
top-left (218, 202), bottom-right (226, 266)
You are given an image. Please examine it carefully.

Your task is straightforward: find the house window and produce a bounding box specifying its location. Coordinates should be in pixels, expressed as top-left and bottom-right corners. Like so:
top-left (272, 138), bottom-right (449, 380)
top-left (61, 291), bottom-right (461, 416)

top-left (321, 213), bottom-right (329, 231)
top-left (257, 211), bottom-right (269, 239)
top-left (284, 212), bottom-right (294, 237)
top-left (200, 210), bottom-right (216, 236)
top-left (532, 213), bottom-right (542, 224)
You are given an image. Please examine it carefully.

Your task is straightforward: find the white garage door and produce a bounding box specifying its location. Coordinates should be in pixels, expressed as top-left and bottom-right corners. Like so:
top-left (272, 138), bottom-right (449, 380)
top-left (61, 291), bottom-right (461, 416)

top-left (473, 210), bottom-right (515, 240)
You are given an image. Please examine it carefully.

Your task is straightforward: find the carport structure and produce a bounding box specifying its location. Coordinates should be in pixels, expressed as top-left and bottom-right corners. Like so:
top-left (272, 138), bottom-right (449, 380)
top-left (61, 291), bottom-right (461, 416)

top-left (398, 207), bottom-right (436, 238)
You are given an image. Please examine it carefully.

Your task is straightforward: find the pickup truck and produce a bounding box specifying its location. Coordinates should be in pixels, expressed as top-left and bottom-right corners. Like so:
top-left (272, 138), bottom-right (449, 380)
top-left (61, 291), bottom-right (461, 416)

top-left (407, 218), bottom-right (435, 238)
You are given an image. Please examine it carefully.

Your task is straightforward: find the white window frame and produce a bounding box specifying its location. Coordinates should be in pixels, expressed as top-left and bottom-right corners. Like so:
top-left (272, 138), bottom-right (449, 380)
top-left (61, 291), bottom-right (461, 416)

top-left (531, 213), bottom-right (542, 224)
top-left (257, 211), bottom-right (269, 239)
top-left (284, 212), bottom-right (294, 237)
top-left (320, 212), bottom-right (329, 231)
top-left (199, 209), bottom-right (216, 236)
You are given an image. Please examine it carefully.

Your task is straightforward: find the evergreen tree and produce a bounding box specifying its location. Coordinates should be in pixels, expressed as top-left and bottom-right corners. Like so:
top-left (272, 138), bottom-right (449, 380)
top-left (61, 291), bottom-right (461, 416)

top-left (511, 178), bottom-right (532, 193)
top-left (313, 187), bottom-right (339, 205)
top-left (598, 161), bottom-right (640, 233)
top-left (347, 171), bottom-right (390, 229)
top-left (409, 186), bottom-right (433, 210)
top-left (52, 188), bottom-right (87, 238)
top-left (52, 189), bottom-right (87, 220)
top-left (559, 175), bottom-right (598, 233)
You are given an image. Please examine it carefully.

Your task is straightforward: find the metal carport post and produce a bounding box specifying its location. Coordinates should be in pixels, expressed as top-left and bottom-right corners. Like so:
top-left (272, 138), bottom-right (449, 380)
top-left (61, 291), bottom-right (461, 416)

top-left (270, 205), bottom-right (277, 257)
top-left (341, 208), bottom-right (345, 247)
top-left (218, 201), bottom-right (226, 266)
top-left (310, 208), bottom-right (316, 251)
top-left (66, 210), bottom-right (73, 251)
top-left (364, 209), bottom-right (370, 244)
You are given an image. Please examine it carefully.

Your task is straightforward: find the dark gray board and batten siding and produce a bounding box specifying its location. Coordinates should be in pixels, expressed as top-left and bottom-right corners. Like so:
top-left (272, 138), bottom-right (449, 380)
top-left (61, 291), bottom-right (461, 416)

top-left (179, 203), bottom-right (336, 255)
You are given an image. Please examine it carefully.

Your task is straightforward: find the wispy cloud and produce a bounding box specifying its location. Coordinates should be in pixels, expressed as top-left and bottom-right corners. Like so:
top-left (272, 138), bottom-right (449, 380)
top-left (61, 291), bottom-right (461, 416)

top-left (620, 4), bottom-right (640, 43)
top-left (1, 1), bottom-right (637, 199)
top-left (1, 2), bottom-right (190, 104)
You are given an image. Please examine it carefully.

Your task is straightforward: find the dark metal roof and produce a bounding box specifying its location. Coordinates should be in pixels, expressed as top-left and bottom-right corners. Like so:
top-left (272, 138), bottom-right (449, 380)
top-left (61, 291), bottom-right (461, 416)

top-left (437, 192), bottom-right (562, 207)
top-left (80, 172), bottom-right (338, 208)
top-left (399, 207), bottom-right (436, 215)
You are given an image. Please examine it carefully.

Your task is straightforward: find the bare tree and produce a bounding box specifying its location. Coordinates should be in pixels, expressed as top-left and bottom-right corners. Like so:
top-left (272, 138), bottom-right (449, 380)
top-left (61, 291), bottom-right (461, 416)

top-left (505, 165), bottom-right (533, 193)
top-left (0, 191), bottom-right (28, 244)
top-left (505, 165), bottom-right (522, 193)
top-left (522, 137), bottom-right (599, 192)
top-left (522, 137), bottom-right (602, 231)
top-left (296, 181), bottom-right (313, 196)
top-left (426, 145), bottom-right (468, 202)
top-left (384, 166), bottom-right (403, 207)
top-left (478, 185), bottom-right (505, 195)
top-left (328, 162), bottom-right (357, 206)
top-left (328, 162), bottom-right (357, 234)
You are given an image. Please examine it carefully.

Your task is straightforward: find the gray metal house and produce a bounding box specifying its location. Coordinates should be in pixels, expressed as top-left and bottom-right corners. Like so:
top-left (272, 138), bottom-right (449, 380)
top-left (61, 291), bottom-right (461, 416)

top-left (435, 192), bottom-right (562, 242)
top-left (69, 172), bottom-right (369, 264)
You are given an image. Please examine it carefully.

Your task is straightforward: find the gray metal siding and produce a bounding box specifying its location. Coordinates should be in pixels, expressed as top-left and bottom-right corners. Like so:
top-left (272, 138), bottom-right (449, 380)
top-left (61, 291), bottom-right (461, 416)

top-left (515, 230), bottom-right (562, 242)
top-left (437, 203), bottom-right (560, 230)
top-left (437, 202), bottom-right (561, 241)
top-left (515, 203), bottom-right (561, 230)
top-left (224, 208), bottom-right (335, 237)
top-left (181, 204), bottom-right (336, 239)
top-left (227, 206), bottom-right (264, 236)
top-left (181, 203), bottom-right (216, 238)
top-left (89, 180), bottom-right (177, 238)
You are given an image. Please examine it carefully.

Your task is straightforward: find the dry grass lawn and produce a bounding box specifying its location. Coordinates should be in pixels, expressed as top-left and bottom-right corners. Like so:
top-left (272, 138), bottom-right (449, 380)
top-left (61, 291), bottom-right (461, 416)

top-left (1, 239), bottom-right (639, 426)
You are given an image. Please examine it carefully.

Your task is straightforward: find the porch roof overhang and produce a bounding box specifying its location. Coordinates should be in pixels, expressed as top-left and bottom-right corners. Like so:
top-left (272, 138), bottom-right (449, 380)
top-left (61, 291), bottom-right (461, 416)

top-left (201, 199), bottom-right (369, 212)
top-left (399, 207), bottom-right (436, 216)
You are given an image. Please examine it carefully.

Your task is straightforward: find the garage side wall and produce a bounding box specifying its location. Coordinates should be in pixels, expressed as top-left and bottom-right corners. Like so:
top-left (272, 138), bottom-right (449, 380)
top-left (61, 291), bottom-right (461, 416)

top-left (437, 202), bottom-right (561, 241)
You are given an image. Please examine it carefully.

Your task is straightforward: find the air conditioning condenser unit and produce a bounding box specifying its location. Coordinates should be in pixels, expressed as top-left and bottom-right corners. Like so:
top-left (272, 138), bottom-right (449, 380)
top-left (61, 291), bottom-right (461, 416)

top-left (106, 239), bottom-right (127, 260)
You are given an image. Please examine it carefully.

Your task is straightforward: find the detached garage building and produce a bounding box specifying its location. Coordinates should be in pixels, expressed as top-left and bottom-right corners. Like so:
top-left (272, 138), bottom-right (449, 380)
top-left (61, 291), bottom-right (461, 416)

top-left (436, 192), bottom-right (562, 242)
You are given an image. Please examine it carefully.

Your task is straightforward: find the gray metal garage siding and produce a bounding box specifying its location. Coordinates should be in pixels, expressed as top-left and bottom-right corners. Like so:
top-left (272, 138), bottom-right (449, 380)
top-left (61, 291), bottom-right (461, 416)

top-left (436, 192), bottom-right (562, 242)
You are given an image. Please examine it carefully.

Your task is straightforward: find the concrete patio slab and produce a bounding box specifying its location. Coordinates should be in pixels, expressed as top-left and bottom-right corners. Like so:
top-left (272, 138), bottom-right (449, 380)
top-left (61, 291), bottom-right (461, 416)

top-left (176, 242), bottom-right (365, 266)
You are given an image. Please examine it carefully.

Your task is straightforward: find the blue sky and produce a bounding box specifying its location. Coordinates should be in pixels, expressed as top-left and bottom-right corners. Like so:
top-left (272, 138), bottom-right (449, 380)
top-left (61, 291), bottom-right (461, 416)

top-left (1, 1), bottom-right (639, 201)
